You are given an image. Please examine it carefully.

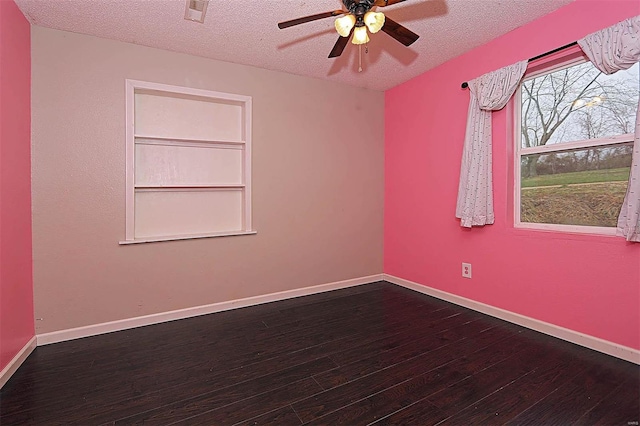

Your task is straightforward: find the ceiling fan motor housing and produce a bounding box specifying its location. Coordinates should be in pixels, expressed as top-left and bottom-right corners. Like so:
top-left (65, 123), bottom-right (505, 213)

top-left (343, 0), bottom-right (375, 26)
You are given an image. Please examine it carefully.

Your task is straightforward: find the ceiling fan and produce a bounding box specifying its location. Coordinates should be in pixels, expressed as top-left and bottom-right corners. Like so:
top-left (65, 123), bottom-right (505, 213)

top-left (278, 0), bottom-right (419, 58)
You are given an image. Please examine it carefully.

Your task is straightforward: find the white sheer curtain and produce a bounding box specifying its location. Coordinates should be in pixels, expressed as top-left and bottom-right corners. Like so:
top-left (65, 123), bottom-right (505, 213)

top-left (578, 16), bottom-right (640, 242)
top-left (456, 61), bottom-right (527, 227)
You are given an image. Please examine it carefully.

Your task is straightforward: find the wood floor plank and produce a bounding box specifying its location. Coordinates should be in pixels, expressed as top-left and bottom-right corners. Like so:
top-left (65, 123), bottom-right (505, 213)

top-left (3, 302), bottom-right (463, 422)
top-left (1, 282), bottom-right (637, 426)
top-left (28, 281), bottom-right (388, 373)
top-left (267, 294), bottom-right (460, 346)
top-left (7, 355), bottom-right (335, 425)
top-left (438, 348), bottom-right (595, 424)
top-left (110, 357), bottom-right (335, 425)
top-left (233, 406), bottom-right (302, 426)
top-left (4, 297), bottom-right (422, 418)
top-left (370, 337), bottom-right (593, 425)
top-left (302, 362), bottom-right (465, 425)
top-left (303, 337), bottom-right (539, 426)
top-left (300, 330), bottom-right (582, 425)
top-left (371, 400), bottom-right (448, 426)
top-left (425, 352), bottom-right (538, 416)
top-left (316, 324), bottom-right (470, 390)
top-left (1, 315), bottom-right (276, 405)
top-left (293, 351), bottom-right (459, 423)
top-left (326, 309), bottom-right (477, 367)
top-left (292, 329), bottom-right (527, 423)
top-left (574, 374), bottom-right (640, 425)
top-left (174, 377), bottom-right (320, 425)
top-left (263, 283), bottom-right (446, 328)
top-left (505, 362), bottom-right (632, 425)
top-left (314, 320), bottom-right (519, 391)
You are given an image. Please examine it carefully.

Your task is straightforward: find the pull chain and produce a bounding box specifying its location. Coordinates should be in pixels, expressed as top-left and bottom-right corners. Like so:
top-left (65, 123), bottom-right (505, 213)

top-left (358, 43), bottom-right (369, 73)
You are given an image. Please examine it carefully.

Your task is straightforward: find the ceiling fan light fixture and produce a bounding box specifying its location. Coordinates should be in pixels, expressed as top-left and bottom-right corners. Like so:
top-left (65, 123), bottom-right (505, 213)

top-left (364, 11), bottom-right (385, 33)
top-left (352, 26), bottom-right (370, 45)
top-left (278, 2), bottom-right (420, 60)
top-left (335, 14), bottom-right (356, 37)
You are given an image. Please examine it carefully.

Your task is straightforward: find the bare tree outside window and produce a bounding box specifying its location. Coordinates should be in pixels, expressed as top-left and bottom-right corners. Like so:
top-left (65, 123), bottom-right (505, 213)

top-left (518, 60), bottom-right (638, 228)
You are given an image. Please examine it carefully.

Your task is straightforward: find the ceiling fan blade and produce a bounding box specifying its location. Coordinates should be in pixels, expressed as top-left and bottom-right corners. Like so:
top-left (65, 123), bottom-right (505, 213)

top-left (278, 10), bottom-right (345, 29)
top-left (381, 16), bottom-right (419, 46)
top-left (328, 33), bottom-right (351, 58)
top-left (373, 0), bottom-right (408, 6)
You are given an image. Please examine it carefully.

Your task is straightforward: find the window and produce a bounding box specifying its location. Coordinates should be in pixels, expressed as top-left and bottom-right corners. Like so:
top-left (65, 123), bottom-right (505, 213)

top-left (122, 80), bottom-right (255, 244)
top-left (515, 54), bottom-right (638, 234)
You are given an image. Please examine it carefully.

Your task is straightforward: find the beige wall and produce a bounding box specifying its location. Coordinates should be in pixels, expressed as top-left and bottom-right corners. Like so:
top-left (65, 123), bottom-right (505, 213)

top-left (31, 27), bottom-right (384, 333)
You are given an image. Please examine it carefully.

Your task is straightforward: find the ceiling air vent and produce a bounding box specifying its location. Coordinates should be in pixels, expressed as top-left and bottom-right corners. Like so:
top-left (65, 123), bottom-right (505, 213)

top-left (184, 0), bottom-right (209, 23)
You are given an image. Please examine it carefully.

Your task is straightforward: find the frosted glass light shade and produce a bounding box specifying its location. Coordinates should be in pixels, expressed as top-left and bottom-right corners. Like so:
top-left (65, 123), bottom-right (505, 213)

top-left (352, 26), bottom-right (370, 45)
top-left (364, 11), bottom-right (385, 33)
top-left (335, 14), bottom-right (356, 37)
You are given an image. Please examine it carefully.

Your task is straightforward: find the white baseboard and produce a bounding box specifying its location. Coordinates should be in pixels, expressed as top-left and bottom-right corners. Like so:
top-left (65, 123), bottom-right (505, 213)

top-left (35, 272), bottom-right (637, 364)
top-left (37, 274), bottom-right (384, 346)
top-left (384, 274), bottom-right (640, 365)
top-left (0, 336), bottom-right (37, 389)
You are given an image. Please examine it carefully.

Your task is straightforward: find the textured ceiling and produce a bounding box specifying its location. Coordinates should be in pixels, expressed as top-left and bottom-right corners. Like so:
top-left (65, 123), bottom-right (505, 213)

top-left (15, 0), bottom-right (576, 91)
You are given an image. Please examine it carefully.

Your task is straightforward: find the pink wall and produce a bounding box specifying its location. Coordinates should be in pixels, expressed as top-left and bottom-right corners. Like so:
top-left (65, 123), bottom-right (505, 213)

top-left (0, 0), bottom-right (34, 371)
top-left (385, 0), bottom-right (640, 350)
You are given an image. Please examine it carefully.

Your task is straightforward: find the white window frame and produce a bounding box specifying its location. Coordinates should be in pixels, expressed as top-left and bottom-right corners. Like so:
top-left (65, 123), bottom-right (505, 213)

top-left (121, 80), bottom-right (255, 244)
top-left (514, 56), bottom-right (634, 236)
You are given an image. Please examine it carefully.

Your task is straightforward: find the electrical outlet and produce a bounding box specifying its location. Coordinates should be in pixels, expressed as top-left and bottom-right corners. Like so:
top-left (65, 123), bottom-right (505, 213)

top-left (462, 263), bottom-right (472, 279)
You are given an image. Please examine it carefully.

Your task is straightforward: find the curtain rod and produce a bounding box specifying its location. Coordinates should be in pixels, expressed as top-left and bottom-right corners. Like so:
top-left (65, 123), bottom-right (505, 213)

top-left (460, 41), bottom-right (578, 89)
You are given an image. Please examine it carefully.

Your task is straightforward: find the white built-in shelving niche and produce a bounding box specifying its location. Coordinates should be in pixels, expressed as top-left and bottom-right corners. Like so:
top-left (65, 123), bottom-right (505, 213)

top-left (122, 80), bottom-right (254, 244)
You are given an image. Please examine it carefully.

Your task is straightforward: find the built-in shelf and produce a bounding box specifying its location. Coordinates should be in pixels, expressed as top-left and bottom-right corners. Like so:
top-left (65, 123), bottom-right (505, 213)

top-left (134, 135), bottom-right (245, 149)
top-left (125, 79), bottom-right (253, 242)
top-left (134, 184), bottom-right (245, 192)
top-left (119, 230), bottom-right (258, 245)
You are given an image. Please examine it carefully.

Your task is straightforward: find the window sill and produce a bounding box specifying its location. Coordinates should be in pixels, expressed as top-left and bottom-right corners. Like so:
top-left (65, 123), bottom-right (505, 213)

top-left (510, 223), bottom-right (625, 244)
top-left (119, 230), bottom-right (257, 245)
top-left (515, 222), bottom-right (617, 236)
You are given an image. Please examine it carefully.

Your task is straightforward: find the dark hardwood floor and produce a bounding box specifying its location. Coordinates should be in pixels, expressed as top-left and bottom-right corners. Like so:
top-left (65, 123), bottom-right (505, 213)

top-left (1, 281), bottom-right (638, 425)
